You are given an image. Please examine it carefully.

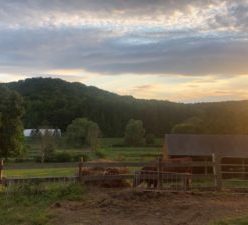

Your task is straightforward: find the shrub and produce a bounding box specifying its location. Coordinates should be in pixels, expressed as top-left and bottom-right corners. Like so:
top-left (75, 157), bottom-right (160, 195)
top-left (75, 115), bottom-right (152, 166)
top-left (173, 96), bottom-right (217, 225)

top-left (95, 149), bottom-right (106, 159)
top-left (145, 133), bottom-right (155, 145)
top-left (72, 153), bottom-right (89, 162)
top-left (124, 119), bottom-right (145, 146)
top-left (53, 152), bottom-right (72, 162)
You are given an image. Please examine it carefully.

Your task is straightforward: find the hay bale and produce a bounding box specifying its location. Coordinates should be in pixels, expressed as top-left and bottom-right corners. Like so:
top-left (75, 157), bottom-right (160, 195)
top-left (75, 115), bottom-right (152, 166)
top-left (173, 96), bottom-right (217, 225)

top-left (80, 160), bottom-right (131, 188)
top-left (102, 167), bottom-right (131, 188)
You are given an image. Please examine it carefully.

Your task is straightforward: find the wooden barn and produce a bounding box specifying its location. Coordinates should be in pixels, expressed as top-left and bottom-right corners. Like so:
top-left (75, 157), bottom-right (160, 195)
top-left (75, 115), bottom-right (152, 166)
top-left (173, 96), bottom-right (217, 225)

top-left (164, 134), bottom-right (248, 177)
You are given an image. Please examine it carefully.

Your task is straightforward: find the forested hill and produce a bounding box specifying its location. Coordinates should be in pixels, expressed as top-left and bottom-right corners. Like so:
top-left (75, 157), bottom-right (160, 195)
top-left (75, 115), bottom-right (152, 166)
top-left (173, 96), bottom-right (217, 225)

top-left (3, 77), bottom-right (248, 137)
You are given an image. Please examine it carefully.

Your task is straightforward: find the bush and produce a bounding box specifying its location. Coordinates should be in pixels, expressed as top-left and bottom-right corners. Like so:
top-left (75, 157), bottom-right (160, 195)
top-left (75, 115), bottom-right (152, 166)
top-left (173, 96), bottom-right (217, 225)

top-left (35, 152), bottom-right (71, 162)
top-left (54, 152), bottom-right (72, 162)
top-left (72, 153), bottom-right (89, 162)
top-left (124, 119), bottom-right (145, 146)
top-left (171, 123), bottom-right (198, 134)
top-left (95, 149), bottom-right (106, 159)
top-left (35, 151), bottom-right (91, 162)
top-left (145, 133), bottom-right (155, 145)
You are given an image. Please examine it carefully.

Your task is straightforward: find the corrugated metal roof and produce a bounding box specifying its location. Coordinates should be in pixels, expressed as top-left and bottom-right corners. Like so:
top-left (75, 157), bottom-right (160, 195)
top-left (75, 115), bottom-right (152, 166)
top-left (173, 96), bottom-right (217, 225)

top-left (23, 129), bottom-right (61, 137)
top-left (166, 134), bottom-right (248, 157)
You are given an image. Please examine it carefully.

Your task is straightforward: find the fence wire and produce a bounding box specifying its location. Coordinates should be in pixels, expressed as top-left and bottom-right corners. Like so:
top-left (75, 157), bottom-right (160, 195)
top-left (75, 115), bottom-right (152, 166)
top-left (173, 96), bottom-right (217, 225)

top-left (133, 170), bottom-right (191, 192)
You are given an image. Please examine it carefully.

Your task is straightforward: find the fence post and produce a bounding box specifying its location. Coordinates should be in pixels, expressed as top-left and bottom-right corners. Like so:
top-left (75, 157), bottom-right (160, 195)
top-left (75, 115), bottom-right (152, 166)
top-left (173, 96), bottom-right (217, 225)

top-left (204, 156), bottom-right (208, 175)
top-left (212, 153), bottom-right (222, 191)
top-left (78, 157), bottom-right (84, 183)
top-left (0, 159), bottom-right (3, 183)
top-left (242, 158), bottom-right (245, 180)
top-left (157, 155), bottom-right (163, 189)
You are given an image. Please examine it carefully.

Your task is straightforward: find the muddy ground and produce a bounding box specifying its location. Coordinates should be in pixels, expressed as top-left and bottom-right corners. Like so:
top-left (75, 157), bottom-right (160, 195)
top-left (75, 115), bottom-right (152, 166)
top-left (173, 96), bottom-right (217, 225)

top-left (50, 188), bottom-right (248, 225)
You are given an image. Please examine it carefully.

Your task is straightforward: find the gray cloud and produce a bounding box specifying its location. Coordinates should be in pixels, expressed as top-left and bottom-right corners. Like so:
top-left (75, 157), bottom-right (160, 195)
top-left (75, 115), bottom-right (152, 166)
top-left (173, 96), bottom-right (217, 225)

top-left (0, 0), bottom-right (248, 78)
top-left (209, 0), bottom-right (248, 31)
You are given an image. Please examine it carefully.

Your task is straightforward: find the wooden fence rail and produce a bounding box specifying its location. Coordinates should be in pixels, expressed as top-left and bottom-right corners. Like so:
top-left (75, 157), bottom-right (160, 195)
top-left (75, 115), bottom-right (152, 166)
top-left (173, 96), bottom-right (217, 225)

top-left (80, 161), bottom-right (215, 168)
top-left (4, 176), bottom-right (78, 185)
top-left (1, 155), bottom-right (248, 192)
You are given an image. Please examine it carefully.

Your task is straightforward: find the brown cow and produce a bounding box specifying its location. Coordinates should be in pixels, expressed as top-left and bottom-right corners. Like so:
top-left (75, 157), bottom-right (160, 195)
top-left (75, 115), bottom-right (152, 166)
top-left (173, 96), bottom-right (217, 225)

top-left (134, 157), bottom-right (192, 189)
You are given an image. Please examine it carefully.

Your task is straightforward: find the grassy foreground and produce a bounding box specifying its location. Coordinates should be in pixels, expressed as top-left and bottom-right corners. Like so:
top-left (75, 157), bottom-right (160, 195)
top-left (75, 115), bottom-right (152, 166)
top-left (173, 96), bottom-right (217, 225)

top-left (0, 183), bottom-right (85, 225)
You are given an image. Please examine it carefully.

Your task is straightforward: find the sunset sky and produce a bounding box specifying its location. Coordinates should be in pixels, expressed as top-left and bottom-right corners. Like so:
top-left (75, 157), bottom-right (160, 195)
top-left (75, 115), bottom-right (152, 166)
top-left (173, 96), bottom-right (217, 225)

top-left (0, 0), bottom-right (248, 103)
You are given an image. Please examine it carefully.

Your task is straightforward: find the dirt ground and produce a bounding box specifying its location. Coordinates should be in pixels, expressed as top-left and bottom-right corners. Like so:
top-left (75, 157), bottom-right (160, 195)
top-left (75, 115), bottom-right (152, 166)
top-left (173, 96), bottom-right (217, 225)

top-left (50, 188), bottom-right (248, 225)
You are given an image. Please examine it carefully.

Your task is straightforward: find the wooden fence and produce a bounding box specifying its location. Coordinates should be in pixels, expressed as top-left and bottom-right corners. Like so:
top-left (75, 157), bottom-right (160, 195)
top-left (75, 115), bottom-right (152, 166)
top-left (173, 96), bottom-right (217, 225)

top-left (78, 154), bottom-right (248, 191)
top-left (1, 155), bottom-right (248, 192)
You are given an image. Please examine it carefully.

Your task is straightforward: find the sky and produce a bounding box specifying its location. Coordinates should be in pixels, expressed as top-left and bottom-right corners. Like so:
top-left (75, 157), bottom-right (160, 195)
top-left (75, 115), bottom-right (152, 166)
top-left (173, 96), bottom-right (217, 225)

top-left (0, 0), bottom-right (248, 103)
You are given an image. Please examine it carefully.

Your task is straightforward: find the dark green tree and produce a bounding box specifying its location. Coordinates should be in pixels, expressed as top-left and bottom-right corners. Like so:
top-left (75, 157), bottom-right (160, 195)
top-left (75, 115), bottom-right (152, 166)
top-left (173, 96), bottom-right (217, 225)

top-left (38, 129), bottom-right (56, 163)
top-left (145, 133), bottom-right (155, 145)
top-left (66, 118), bottom-right (100, 150)
top-left (171, 117), bottom-right (204, 134)
top-left (171, 123), bottom-right (198, 134)
top-left (124, 119), bottom-right (145, 146)
top-left (0, 87), bottom-right (24, 158)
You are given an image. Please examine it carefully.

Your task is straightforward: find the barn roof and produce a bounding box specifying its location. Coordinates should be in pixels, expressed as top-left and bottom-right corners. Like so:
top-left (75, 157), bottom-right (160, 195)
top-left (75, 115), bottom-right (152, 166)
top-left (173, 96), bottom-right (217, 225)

top-left (23, 129), bottom-right (61, 137)
top-left (165, 134), bottom-right (248, 157)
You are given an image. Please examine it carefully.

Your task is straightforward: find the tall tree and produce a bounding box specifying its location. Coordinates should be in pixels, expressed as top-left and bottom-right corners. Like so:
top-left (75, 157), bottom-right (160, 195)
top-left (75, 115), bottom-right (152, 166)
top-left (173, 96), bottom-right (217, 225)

top-left (124, 119), bottom-right (145, 146)
top-left (38, 129), bottom-right (56, 163)
top-left (0, 87), bottom-right (24, 158)
top-left (66, 118), bottom-right (100, 150)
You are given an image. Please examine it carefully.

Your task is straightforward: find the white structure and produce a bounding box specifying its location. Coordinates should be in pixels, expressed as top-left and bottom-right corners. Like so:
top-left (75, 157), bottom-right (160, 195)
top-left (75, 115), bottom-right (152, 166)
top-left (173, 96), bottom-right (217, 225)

top-left (24, 129), bottom-right (61, 137)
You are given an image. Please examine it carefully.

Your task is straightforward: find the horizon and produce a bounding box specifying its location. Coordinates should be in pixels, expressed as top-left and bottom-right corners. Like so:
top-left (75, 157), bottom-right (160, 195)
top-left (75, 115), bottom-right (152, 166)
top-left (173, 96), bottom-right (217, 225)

top-left (0, 0), bottom-right (248, 103)
top-left (4, 76), bottom-right (248, 104)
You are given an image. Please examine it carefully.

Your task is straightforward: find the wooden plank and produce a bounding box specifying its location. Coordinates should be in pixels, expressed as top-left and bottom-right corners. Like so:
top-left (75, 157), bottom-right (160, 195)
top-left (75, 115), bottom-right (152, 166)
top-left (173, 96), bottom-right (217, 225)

top-left (221, 164), bottom-right (248, 167)
top-left (4, 160), bottom-right (216, 171)
top-left (161, 161), bottom-right (215, 167)
top-left (81, 162), bottom-right (151, 168)
top-left (221, 171), bottom-right (248, 174)
top-left (212, 153), bottom-right (222, 191)
top-left (157, 156), bottom-right (163, 189)
top-left (78, 158), bottom-right (83, 182)
top-left (137, 173), bottom-right (190, 180)
top-left (81, 161), bottom-right (214, 168)
top-left (5, 176), bottom-right (78, 184)
top-left (191, 174), bottom-right (215, 179)
top-left (82, 174), bottom-right (134, 181)
top-left (204, 157), bottom-right (208, 175)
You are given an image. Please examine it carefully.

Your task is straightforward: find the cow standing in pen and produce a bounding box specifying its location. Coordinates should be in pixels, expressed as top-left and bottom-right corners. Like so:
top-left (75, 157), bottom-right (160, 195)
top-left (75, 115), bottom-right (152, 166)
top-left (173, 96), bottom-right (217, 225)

top-left (134, 157), bottom-right (192, 190)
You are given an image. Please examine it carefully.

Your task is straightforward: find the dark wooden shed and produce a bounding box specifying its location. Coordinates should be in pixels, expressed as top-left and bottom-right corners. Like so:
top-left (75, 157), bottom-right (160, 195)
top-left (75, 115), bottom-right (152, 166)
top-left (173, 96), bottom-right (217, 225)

top-left (165, 134), bottom-right (248, 176)
top-left (165, 134), bottom-right (248, 158)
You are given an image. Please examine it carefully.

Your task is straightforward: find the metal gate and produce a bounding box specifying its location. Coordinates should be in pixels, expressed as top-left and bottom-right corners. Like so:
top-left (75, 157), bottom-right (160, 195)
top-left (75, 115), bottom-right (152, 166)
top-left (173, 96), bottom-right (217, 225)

top-left (133, 170), bottom-right (192, 192)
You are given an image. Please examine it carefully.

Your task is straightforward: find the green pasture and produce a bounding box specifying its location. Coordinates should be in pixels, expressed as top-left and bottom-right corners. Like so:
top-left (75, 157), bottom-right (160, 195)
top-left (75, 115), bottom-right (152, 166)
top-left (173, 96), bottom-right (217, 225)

top-left (99, 137), bottom-right (163, 147)
top-left (2, 138), bottom-right (162, 178)
top-left (97, 146), bottom-right (162, 161)
top-left (4, 167), bottom-right (77, 178)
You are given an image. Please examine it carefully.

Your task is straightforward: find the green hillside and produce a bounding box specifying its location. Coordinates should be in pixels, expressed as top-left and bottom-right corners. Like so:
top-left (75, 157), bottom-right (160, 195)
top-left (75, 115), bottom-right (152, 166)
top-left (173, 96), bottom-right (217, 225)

top-left (2, 77), bottom-right (248, 136)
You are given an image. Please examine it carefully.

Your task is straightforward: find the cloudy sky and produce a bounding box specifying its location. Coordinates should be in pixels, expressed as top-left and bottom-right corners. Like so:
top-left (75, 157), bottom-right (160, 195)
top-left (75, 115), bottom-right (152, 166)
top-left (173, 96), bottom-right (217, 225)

top-left (0, 0), bottom-right (248, 102)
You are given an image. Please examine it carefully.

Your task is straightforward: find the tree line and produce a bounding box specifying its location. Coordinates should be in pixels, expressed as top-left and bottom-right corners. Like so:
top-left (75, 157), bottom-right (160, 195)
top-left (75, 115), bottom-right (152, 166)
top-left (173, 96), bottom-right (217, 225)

top-left (4, 77), bottom-right (248, 137)
top-left (6, 77), bottom-right (248, 138)
top-left (2, 77), bottom-right (248, 158)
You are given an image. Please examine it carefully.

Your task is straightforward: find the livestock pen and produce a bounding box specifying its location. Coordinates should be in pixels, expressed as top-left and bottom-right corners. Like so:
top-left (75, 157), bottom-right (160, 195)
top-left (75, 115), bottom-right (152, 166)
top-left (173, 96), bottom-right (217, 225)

top-left (1, 156), bottom-right (248, 193)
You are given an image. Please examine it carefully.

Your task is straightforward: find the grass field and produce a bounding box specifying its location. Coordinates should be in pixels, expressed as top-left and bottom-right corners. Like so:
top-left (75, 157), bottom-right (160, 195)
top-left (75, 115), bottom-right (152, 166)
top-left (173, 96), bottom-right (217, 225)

top-left (2, 138), bottom-right (163, 178)
top-left (97, 146), bottom-right (162, 161)
top-left (5, 167), bottom-right (77, 178)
